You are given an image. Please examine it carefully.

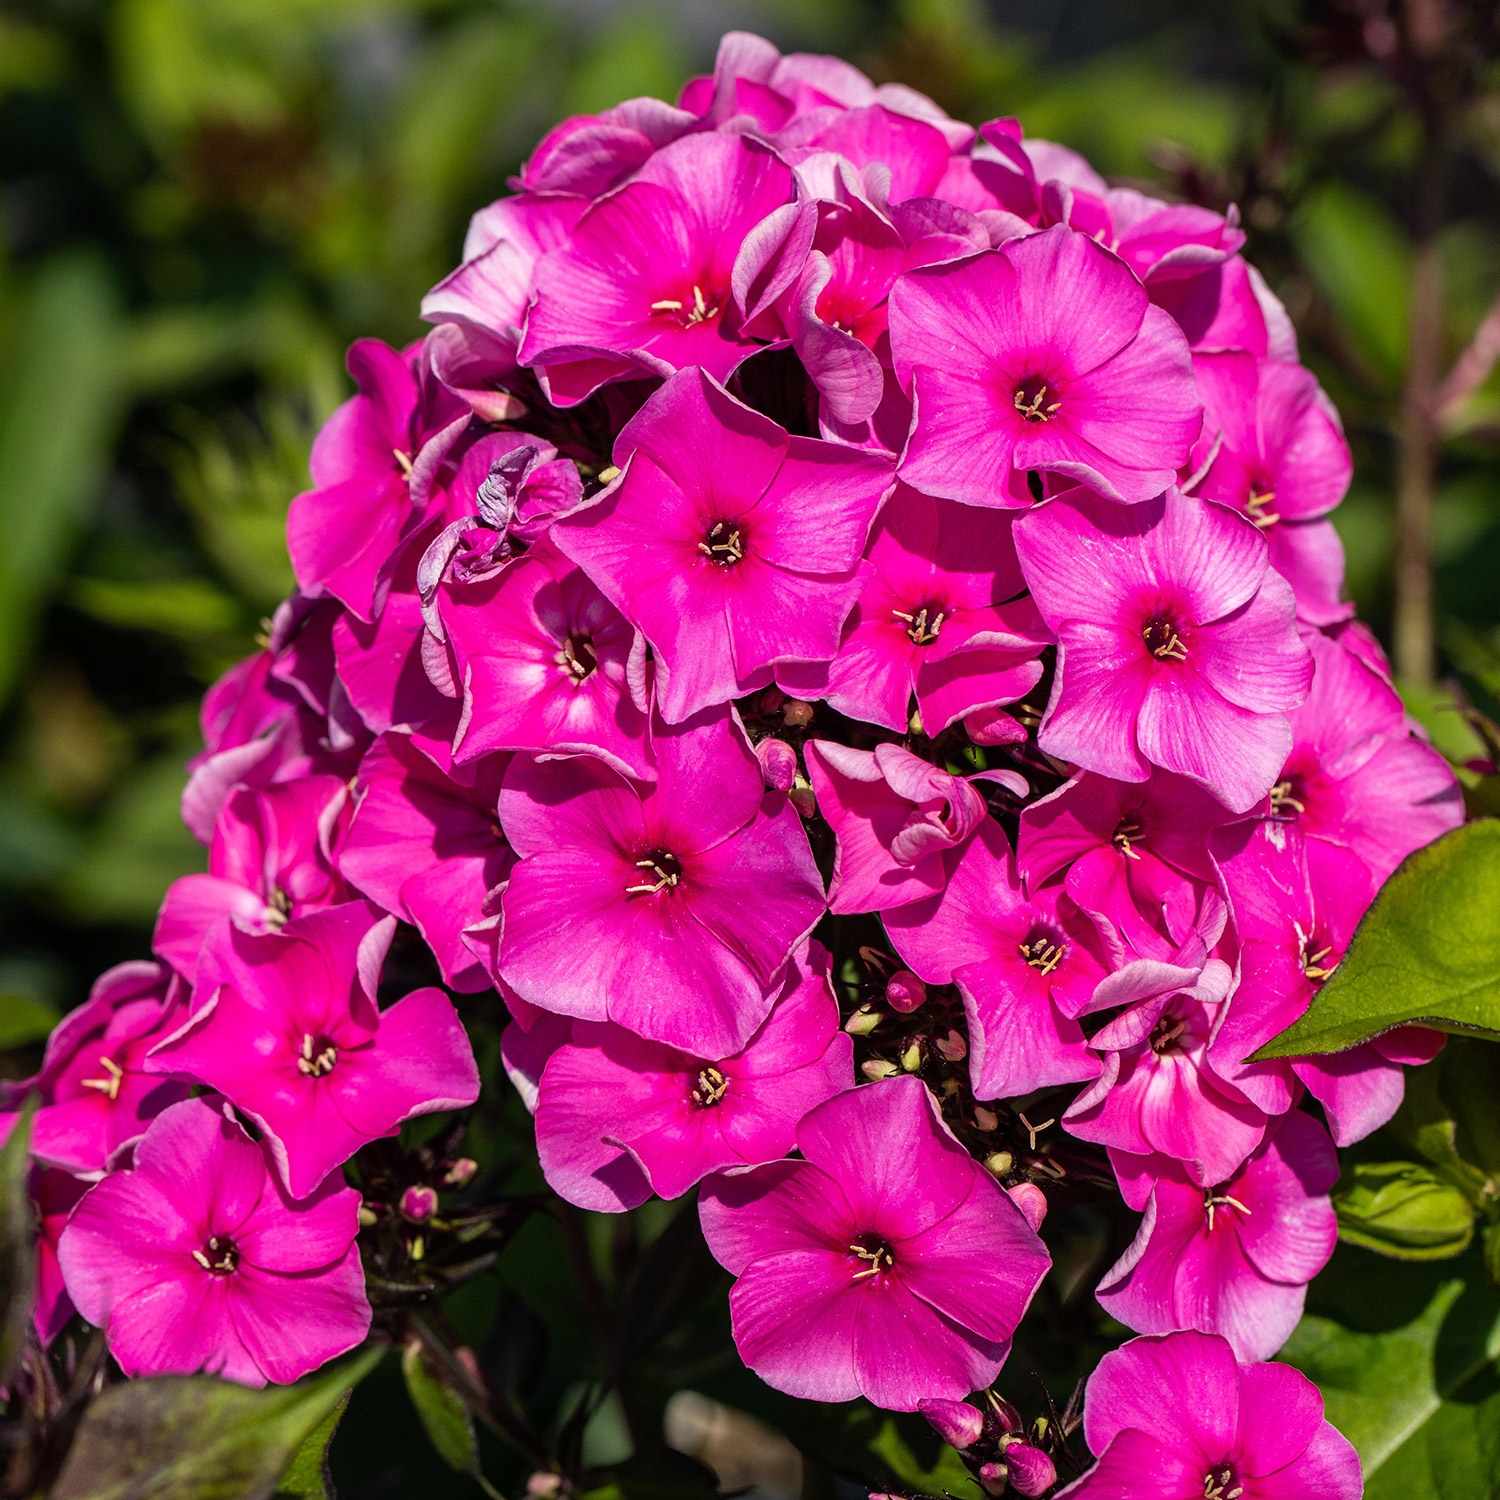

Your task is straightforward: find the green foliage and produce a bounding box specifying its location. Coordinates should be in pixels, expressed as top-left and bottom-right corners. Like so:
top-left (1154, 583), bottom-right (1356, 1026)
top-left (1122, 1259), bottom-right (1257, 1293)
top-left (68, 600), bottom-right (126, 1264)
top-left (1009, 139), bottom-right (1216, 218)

top-left (1256, 822), bottom-right (1500, 1057)
top-left (0, 1097), bottom-right (37, 1389)
top-left (274, 1390), bottom-right (353, 1500)
top-left (1335, 1162), bottom-right (1476, 1259)
top-left (50, 1346), bottom-right (380, 1500)
top-left (401, 1336), bottom-right (500, 1496)
top-left (0, 992), bottom-right (59, 1050)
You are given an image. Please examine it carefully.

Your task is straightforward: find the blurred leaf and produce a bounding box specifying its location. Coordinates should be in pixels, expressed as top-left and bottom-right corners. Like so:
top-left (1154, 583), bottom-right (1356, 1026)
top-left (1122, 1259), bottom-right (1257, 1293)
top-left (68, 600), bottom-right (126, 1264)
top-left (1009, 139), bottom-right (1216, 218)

top-left (1400, 679), bottom-right (1491, 767)
top-left (868, 1415), bottom-right (983, 1499)
top-left (1292, 182), bottom-right (1411, 385)
top-left (273, 1388), bottom-right (352, 1499)
top-left (0, 1095), bottom-right (37, 1388)
top-left (400, 1338), bottom-right (500, 1497)
top-left (584, 1449), bottom-right (723, 1500)
top-left (70, 577), bottom-right (246, 638)
top-left (1283, 1249), bottom-right (1500, 1497)
top-left (0, 992), bottom-right (60, 1050)
top-left (564, 17), bottom-right (688, 118)
top-left (53, 1346), bottom-right (382, 1500)
top-left (56, 749), bottom-right (207, 924)
top-left (1254, 821), bottom-right (1500, 1056)
top-left (0, 253), bottom-right (122, 710)
top-left (0, 779), bottom-right (79, 887)
top-left (1392, 1050), bottom-right (1496, 1206)
top-left (1335, 1162), bottom-right (1475, 1260)
top-left (0, 18), bottom-right (68, 93)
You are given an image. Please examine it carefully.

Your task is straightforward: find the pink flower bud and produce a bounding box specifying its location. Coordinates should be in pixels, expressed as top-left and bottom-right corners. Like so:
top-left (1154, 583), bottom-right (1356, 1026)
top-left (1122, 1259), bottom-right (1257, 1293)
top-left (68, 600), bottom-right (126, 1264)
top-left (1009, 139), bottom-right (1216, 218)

top-left (978, 1462), bottom-right (1008, 1496)
top-left (789, 784), bottom-right (817, 819)
top-left (986, 1392), bottom-right (1023, 1434)
top-left (782, 699), bottom-right (815, 728)
top-left (933, 1028), bottom-right (967, 1062)
top-left (1000, 1442), bottom-right (1055, 1497)
top-left (918, 1397), bottom-right (984, 1451)
top-left (885, 970), bottom-right (927, 1013)
top-left (755, 737), bottom-right (797, 792)
top-left (444, 1157), bottom-right (478, 1188)
top-left (963, 705), bottom-right (1026, 746)
top-left (1005, 1182), bottom-right (1048, 1232)
top-left (400, 1185), bottom-right (438, 1223)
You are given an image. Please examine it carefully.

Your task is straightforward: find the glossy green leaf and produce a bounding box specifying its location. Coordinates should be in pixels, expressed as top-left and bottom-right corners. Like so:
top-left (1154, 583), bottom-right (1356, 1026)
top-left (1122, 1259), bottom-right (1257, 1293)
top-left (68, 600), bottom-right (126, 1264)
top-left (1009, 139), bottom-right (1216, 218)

top-left (1282, 1247), bottom-right (1500, 1498)
top-left (1390, 1054), bottom-right (1494, 1205)
top-left (273, 1388), bottom-right (351, 1499)
top-left (401, 1338), bottom-right (500, 1497)
top-left (0, 1095), bottom-right (38, 1387)
top-left (1254, 821), bottom-right (1500, 1058)
top-left (51, 1345), bottom-right (381, 1500)
top-left (0, 992), bottom-right (59, 1050)
top-left (1335, 1162), bottom-right (1475, 1260)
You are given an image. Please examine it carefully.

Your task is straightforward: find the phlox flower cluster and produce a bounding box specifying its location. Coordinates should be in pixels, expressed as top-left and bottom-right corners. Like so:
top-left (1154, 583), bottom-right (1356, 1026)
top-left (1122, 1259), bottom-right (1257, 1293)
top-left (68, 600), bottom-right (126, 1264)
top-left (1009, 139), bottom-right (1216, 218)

top-left (4, 30), bottom-right (1459, 1490)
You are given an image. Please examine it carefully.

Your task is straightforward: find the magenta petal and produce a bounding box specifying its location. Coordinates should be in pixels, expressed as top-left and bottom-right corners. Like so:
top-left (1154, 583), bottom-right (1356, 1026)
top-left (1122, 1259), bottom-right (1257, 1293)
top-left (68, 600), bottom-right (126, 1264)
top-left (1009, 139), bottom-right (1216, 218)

top-left (228, 1248), bottom-right (371, 1385)
top-left (699, 1160), bottom-right (856, 1274)
top-left (1081, 1330), bottom-right (1239, 1460)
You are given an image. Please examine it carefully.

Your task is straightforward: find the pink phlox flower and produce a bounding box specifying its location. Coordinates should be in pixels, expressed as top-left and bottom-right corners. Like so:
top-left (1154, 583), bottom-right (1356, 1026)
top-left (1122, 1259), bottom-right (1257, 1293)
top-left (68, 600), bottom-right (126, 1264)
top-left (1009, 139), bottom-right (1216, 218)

top-left (154, 774), bottom-right (352, 977)
top-left (496, 706), bottom-right (826, 1057)
top-left (338, 733), bottom-right (514, 992)
top-left (804, 740), bottom-right (1021, 914)
top-left (518, 132), bottom-right (799, 405)
top-left (1185, 351), bottom-right (1353, 625)
top-left (1094, 190), bottom-right (1246, 286)
top-left (773, 103), bottom-right (955, 205)
top-left (553, 368), bottom-right (893, 724)
top-left (57, 1095), bottom-right (369, 1386)
top-left (287, 338), bottom-right (463, 621)
top-left (779, 483), bottom-right (1048, 735)
top-left (698, 1075), bottom-right (1050, 1411)
top-left (883, 819), bottom-right (1107, 1099)
top-left (1151, 252), bottom-right (1301, 360)
top-left (1273, 630), bottom-right (1461, 885)
top-left (890, 224), bottom-right (1202, 506)
top-left (8, 961), bottom-right (191, 1179)
top-left (1064, 927), bottom-right (1268, 1187)
top-left (32, 1168), bottom-right (89, 1344)
top-left (1019, 770), bottom-right (1230, 956)
top-left (1056, 1330), bottom-right (1361, 1500)
top-left (534, 940), bottom-right (851, 1210)
top-left (146, 902), bottom-right (479, 1198)
top-left (440, 539), bottom-right (652, 781)
top-left (1097, 1110), bottom-right (1338, 1361)
top-left (1014, 486), bottom-right (1313, 814)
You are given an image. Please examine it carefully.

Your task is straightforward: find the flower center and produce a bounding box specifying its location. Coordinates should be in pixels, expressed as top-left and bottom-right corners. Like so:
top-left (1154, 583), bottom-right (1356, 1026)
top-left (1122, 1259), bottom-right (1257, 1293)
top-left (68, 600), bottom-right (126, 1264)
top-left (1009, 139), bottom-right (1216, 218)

top-left (1300, 930), bottom-right (1338, 985)
top-left (1019, 927), bottom-right (1066, 975)
top-left (891, 602), bottom-right (945, 645)
top-left (1112, 817), bottom-right (1145, 860)
top-left (558, 634), bottom-right (597, 684)
top-left (625, 850), bottom-right (683, 897)
top-left (1142, 614), bottom-right (1189, 662)
top-left (692, 1066), bottom-right (729, 1108)
top-left (1203, 1465), bottom-right (1243, 1500)
top-left (1013, 374), bottom-right (1059, 423)
top-left (192, 1234), bottom-right (239, 1276)
top-left (1246, 490), bottom-right (1279, 528)
top-left (1203, 1186), bottom-right (1251, 1232)
top-left (651, 284), bottom-right (722, 327)
top-left (848, 1232), bottom-right (895, 1281)
top-left (698, 520), bottom-right (745, 567)
top-left (1270, 776), bottom-right (1306, 819)
top-left (297, 1033), bottom-right (338, 1078)
top-left (1150, 1012), bottom-right (1188, 1054)
top-left (79, 1054), bottom-right (124, 1101)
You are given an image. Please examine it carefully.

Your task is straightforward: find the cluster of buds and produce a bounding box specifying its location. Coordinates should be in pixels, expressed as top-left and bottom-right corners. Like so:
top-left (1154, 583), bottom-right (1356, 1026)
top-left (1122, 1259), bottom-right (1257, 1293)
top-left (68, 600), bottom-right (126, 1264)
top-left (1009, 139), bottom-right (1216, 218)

top-left (919, 1393), bottom-right (1064, 1496)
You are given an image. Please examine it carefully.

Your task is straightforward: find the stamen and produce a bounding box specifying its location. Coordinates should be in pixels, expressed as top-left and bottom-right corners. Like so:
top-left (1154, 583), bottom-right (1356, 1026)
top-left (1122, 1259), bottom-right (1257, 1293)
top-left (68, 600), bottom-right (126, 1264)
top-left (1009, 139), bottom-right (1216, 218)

top-left (1246, 491), bottom-right (1280, 528)
top-left (692, 1066), bottom-right (729, 1107)
top-left (848, 1236), bottom-right (895, 1280)
top-left (80, 1054), bottom-right (125, 1101)
top-left (1302, 943), bottom-right (1337, 983)
top-left (891, 606), bottom-right (944, 645)
top-left (1112, 819), bottom-right (1144, 861)
top-left (194, 1236), bottom-right (239, 1275)
top-left (558, 635), bottom-right (597, 683)
top-left (1203, 1466), bottom-right (1242, 1500)
top-left (296, 1034), bottom-right (338, 1078)
top-left (1018, 1114), bottom-right (1055, 1151)
top-left (1150, 1014), bottom-right (1188, 1053)
top-left (1019, 937), bottom-right (1064, 975)
top-left (1203, 1191), bottom-right (1252, 1231)
top-left (650, 299), bottom-right (684, 312)
top-left (1270, 780), bottom-right (1305, 818)
top-left (393, 449), bottom-right (414, 478)
top-left (698, 521), bottom-right (744, 567)
top-left (1013, 382), bottom-right (1061, 423)
top-left (625, 854), bottom-right (682, 897)
top-left (652, 286), bottom-right (720, 327)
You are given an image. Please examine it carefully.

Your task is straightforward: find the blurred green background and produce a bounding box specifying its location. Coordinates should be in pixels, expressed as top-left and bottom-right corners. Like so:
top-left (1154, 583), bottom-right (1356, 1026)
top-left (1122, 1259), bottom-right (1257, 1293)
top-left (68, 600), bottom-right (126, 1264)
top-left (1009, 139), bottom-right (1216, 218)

top-left (4, 2), bottom-right (1500, 1495)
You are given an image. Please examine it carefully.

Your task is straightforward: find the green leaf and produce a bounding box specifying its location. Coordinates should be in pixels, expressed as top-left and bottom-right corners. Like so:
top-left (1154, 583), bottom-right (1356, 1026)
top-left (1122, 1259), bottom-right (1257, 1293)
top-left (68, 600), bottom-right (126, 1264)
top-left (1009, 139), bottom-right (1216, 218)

top-left (1283, 1247), bottom-right (1500, 1498)
top-left (0, 992), bottom-right (59, 1050)
top-left (0, 1095), bottom-right (38, 1387)
top-left (273, 1388), bottom-right (351, 1499)
top-left (51, 1345), bottom-right (381, 1500)
top-left (401, 1338), bottom-right (500, 1497)
top-left (1335, 1162), bottom-right (1475, 1260)
top-left (0, 253), bottom-right (122, 710)
top-left (1390, 1054), bottom-right (1494, 1205)
top-left (1254, 821), bottom-right (1500, 1058)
